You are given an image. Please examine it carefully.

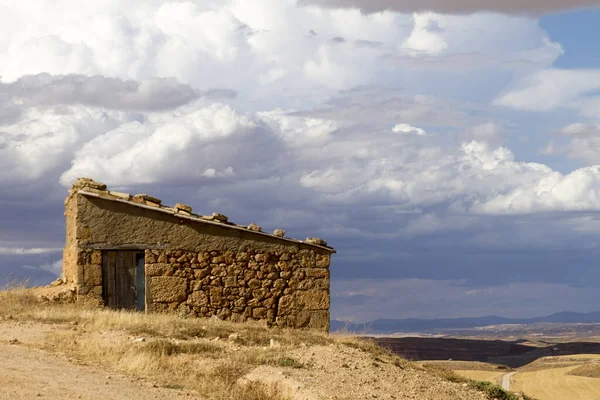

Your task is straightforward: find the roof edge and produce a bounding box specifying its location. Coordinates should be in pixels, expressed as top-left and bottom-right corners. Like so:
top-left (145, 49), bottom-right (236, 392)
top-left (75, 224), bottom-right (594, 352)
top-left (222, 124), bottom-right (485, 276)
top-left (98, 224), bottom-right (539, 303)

top-left (77, 190), bottom-right (336, 253)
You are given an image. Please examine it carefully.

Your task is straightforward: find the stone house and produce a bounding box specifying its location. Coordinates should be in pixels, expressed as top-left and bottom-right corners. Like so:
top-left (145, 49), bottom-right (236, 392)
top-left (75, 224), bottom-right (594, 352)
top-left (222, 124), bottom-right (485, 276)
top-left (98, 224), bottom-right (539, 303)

top-left (62, 178), bottom-right (335, 331)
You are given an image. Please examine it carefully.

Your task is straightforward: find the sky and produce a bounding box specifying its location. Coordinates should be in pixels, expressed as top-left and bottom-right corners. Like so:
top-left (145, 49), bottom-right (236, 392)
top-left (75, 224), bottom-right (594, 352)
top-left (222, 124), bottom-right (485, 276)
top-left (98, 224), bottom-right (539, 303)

top-left (1, 0), bottom-right (600, 323)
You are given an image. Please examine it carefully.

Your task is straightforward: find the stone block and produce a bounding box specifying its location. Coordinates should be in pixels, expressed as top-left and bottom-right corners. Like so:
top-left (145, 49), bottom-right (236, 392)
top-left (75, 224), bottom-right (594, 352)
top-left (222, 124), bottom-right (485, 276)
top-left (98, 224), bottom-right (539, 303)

top-left (273, 229), bottom-right (286, 237)
top-left (145, 251), bottom-right (157, 264)
top-left (273, 279), bottom-right (287, 289)
top-left (90, 251), bottom-right (102, 265)
top-left (74, 177), bottom-right (107, 191)
top-left (247, 223), bottom-right (261, 232)
top-left (211, 265), bottom-right (226, 276)
top-left (148, 277), bottom-right (187, 303)
top-left (316, 254), bottom-right (330, 268)
top-left (212, 213), bottom-right (228, 222)
top-left (296, 290), bottom-right (329, 310)
top-left (187, 291), bottom-right (209, 307)
top-left (305, 268), bottom-right (329, 279)
top-left (210, 287), bottom-right (225, 306)
top-left (84, 264), bottom-right (102, 286)
top-left (224, 276), bottom-right (238, 287)
top-left (175, 203), bottom-right (192, 213)
top-left (236, 252), bottom-right (250, 262)
top-left (305, 237), bottom-right (327, 246)
top-left (252, 307), bottom-right (267, 318)
top-left (255, 253), bottom-right (269, 262)
top-left (146, 263), bottom-right (173, 277)
top-left (308, 310), bottom-right (330, 331)
top-left (157, 252), bottom-right (168, 263)
top-left (133, 194), bottom-right (162, 204)
top-left (252, 288), bottom-right (269, 301)
top-left (247, 278), bottom-right (261, 288)
top-left (109, 191), bottom-right (132, 201)
top-left (296, 310), bottom-right (311, 328)
top-left (278, 295), bottom-right (295, 316)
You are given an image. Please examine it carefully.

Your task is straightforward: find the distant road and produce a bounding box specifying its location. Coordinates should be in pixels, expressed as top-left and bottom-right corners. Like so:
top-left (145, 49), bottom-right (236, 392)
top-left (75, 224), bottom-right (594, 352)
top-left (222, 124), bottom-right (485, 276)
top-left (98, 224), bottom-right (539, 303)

top-left (501, 372), bottom-right (517, 391)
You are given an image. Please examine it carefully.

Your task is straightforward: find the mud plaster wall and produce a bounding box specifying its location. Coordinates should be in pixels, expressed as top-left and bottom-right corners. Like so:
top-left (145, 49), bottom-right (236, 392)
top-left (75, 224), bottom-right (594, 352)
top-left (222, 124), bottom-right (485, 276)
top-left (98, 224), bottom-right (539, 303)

top-left (65, 194), bottom-right (332, 331)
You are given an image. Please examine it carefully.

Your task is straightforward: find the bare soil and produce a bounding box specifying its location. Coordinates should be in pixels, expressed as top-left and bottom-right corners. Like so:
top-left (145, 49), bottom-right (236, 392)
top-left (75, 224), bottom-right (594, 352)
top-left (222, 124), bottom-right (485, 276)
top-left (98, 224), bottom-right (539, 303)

top-left (0, 318), bottom-right (487, 400)
top-left (0, 322), bottom-right (196, 400)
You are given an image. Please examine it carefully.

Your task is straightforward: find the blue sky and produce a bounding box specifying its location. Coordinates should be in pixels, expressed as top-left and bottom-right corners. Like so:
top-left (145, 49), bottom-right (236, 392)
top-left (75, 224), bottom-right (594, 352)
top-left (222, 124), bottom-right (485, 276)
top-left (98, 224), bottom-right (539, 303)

top-left (2, 0), bottom-right (600, 322)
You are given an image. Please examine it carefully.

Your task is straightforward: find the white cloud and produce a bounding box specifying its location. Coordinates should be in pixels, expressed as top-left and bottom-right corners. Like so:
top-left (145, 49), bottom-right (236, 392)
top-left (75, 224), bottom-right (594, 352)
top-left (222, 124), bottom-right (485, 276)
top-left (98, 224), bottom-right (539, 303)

top-left (402, 13), bottom-right (447, 55)
top-left (392, 123), bottom-right (427, 135)
top-left (0, 247), bottom-right (62, 255)
top-left (298, 0), bottom-right (600, 15)
top-left (0, 1), bottom-right (561, 107)
top-left (2, 0), bottom-right (600, 318)
top-left (551, 123), bottom-right (600, 165)
top-left (60, 102), bottom-right (273, 186)
top-left (561, 122), bottom-right (600, 137)
top-left (23, 259), bottom-right (62, 276)
top-left (495, 69), bottom-right (600, 112)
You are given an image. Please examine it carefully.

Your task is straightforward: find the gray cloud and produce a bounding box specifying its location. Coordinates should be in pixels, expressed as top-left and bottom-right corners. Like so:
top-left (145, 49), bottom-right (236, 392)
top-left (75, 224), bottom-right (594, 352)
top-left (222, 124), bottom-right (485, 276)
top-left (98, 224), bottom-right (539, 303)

top-left (332, 279), bottom-right (600, 321)
top-left (291, 87), bottom-right (481, 128)
top-left (298, 0), bottom-right (600, 15)
top-left (1, 74), bottom-right (205, 112)
top-left (1, 2), bottom-right (600, 320)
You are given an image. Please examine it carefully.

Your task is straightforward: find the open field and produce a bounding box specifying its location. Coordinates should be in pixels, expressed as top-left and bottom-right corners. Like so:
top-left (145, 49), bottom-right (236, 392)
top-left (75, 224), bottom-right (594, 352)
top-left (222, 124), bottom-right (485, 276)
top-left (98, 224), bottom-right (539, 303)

top-left (438, 354), bottom-right (600, 400)
top-left (512, 364), bottom-right (600, 400)
top-left (453, 370), bottom-right (505, 385)
top-left (0, 288), bottom-right (499, 400)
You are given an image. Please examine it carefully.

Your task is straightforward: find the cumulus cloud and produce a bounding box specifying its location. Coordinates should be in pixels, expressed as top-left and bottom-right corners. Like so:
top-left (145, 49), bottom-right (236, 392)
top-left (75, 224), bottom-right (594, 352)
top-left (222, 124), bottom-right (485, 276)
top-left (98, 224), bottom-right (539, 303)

top-left (2, 0), bottom-right (600, 317)
top-left (57, 105), bottom-right (600, 217)
top-left (298, 0), bottom-right (600, 15)
top-left (401, 13), bottom-right (447, 55)
top-left (60, 103), bottom-right (281, 186)
top-left (0, 1), bottom-right (562, 107)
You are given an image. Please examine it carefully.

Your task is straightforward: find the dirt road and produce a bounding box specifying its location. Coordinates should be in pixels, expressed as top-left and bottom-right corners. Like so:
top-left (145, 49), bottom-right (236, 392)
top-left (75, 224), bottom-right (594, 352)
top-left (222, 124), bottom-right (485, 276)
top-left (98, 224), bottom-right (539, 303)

top-left (501, 372), bottom-right (516, 391)
top-left (0, 343), bottom-right (199, 400)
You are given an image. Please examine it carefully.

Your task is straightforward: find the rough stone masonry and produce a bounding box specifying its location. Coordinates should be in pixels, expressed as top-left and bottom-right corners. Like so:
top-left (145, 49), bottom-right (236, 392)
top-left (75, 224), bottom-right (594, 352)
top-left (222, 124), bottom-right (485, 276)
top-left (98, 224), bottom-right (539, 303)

top-left (63, 178), bottom-right (335, 331)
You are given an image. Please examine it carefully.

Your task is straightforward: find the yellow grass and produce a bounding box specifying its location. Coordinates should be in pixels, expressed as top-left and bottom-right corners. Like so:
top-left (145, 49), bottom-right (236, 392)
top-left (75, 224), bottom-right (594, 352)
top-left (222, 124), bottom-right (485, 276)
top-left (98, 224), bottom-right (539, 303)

top-left (0, 288), bottom-right (524, 400)
top-left (512, 365), bottom-right (600, 400)
top-left (0, 289), bottom-right (418, 400)
top-left (0, 289), bottom-right (331, 400)
top-left (454, 370), bottom-right (505, 385)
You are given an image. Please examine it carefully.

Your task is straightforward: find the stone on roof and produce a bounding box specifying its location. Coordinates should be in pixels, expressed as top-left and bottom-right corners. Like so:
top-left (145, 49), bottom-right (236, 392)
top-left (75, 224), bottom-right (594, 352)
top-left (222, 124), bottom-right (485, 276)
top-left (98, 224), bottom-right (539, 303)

top-left (71, 177), bottom-right (334, 252)
top-left (305, 237), bottom-right (327, 246)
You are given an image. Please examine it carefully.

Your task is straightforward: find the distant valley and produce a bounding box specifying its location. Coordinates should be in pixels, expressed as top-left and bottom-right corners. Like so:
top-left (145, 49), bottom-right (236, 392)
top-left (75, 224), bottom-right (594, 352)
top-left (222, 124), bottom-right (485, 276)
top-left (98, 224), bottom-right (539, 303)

top-left (332, 311), bottom-right (600, 335)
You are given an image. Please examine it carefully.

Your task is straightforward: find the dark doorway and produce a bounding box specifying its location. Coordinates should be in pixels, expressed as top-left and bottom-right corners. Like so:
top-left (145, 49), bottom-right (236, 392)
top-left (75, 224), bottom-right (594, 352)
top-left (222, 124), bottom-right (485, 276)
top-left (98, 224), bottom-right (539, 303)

top-left (102, 250), bottom-right (145, 311)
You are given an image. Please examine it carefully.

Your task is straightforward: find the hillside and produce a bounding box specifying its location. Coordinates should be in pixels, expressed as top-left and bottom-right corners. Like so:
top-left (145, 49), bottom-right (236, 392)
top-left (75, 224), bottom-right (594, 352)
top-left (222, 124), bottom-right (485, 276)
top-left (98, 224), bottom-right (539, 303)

top-left (0, 287), bottom-right (515, 400)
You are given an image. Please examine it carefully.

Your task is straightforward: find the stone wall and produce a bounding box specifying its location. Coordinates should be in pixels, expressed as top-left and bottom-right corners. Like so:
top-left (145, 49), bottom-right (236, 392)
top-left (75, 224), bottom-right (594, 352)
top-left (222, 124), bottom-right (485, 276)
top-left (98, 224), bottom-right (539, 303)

top-left (75, 249), bottom-right (104, 299)
top-left (64, 178), bottom-right (334, 331)
top-left (145, 248), bottom-right (330, 330)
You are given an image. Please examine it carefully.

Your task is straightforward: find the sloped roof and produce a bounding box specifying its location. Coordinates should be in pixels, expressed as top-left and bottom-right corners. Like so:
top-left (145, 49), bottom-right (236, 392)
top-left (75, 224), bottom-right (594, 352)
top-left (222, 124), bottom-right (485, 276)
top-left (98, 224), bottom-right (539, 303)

top-left (70, 178), bottom-right (335, 253)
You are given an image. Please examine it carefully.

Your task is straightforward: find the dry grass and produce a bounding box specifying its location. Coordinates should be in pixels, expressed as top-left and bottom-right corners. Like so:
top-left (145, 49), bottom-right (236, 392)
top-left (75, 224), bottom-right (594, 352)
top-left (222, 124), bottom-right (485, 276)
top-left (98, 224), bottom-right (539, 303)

top-left (566, 363), bottom-right (600, 378)
top-left (0, 289), bottom-right (330, 400)
top-left (0, 288), bottom-right (524, 400)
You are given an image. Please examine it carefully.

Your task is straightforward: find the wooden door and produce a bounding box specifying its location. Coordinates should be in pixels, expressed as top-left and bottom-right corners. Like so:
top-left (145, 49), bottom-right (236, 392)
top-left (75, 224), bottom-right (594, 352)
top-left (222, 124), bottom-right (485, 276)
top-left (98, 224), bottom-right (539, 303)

top-left (102, 251), bottom-right (145, 311)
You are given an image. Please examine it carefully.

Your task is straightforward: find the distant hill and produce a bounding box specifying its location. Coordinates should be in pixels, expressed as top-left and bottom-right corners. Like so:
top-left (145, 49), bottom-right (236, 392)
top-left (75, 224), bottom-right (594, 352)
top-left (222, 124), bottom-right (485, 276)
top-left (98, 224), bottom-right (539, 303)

top-left (331, 311), bottom-right (600, 333)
